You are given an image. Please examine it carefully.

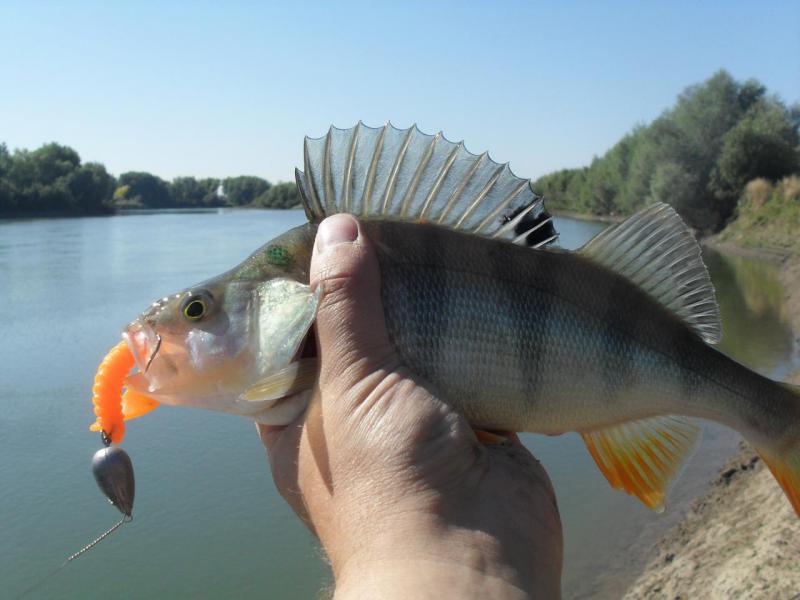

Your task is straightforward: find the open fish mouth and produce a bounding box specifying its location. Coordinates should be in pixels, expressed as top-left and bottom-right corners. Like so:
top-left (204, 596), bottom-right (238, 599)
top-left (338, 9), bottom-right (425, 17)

top-left (123, 319), bottom-right (161, 374)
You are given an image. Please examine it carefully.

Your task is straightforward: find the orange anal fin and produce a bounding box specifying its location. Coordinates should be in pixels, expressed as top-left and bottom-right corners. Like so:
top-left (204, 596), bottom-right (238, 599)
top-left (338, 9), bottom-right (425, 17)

top-left (581, 416), bottom-right (701, 512)
top-left (122, 388), bottom-right (160, 421)
top-left (474, 429), bottom-right (508, 445)
top-left (757, 446), bottom-right (800, 518)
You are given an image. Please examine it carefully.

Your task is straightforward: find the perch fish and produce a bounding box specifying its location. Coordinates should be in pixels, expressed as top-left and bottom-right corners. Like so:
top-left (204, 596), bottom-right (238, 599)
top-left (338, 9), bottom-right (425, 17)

top-left (115, 123), bottom-right (800, 515)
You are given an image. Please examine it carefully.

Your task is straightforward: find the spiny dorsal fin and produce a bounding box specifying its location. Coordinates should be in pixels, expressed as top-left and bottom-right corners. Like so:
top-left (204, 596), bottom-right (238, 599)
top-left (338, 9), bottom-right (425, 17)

top-left (580, 203), bottom-right (722, 344)
top-left (295, 122), bottom-right (558, 248)
top-left (582, 415), bottom-right (701, 511)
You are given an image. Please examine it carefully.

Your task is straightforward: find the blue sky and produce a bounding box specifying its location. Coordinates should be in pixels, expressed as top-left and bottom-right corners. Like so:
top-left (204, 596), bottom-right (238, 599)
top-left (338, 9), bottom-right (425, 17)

top-left (1, 1), bottom-right (798, 183)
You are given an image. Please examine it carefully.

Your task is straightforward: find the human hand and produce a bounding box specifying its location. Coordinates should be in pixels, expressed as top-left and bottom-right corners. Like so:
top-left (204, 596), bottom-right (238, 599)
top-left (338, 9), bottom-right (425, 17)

top-left (258, 214), bottom-right (563, 599)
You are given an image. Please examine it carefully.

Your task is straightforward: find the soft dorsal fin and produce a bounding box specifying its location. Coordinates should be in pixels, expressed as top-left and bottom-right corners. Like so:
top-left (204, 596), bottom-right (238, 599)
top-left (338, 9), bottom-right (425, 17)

top-left (582, 415), bottom-right (701, 511)
top-left (580, 203), bottom-right (722, 344)
top-left (295, 122), bottom-right (558, 248)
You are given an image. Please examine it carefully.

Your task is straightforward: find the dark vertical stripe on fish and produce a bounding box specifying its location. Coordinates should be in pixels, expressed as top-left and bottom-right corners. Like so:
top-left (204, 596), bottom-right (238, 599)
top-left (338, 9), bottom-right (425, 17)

top-left (423, 229), bottom-right (445, 386)
top-left (489, 242), bottom-right (542, 408)
top-left (600, 275), bottom-right (636, 403)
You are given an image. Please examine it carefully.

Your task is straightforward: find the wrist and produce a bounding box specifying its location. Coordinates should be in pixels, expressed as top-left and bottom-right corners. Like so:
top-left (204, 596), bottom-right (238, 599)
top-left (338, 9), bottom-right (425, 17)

top-left (327, 515), bottom-right (554, 600)
top-left (334, 557), bottom-right (530, 600)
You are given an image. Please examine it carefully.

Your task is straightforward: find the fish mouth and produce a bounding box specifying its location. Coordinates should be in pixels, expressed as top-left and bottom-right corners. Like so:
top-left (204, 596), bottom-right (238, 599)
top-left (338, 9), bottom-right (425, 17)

top-left (123, 319), bottom-right (161, 374)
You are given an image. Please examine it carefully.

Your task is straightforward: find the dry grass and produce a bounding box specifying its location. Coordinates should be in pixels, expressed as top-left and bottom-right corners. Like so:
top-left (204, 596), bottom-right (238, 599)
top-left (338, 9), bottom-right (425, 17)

top-left (718, 175), bottom-right (800, 256)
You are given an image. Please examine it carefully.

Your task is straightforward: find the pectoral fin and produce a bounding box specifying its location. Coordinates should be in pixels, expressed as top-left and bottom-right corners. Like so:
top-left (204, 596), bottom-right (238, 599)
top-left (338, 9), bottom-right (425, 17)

top-left (581, 416), bottom-right (701, 511)
top-left (241, 358), bottom-right (319, 407)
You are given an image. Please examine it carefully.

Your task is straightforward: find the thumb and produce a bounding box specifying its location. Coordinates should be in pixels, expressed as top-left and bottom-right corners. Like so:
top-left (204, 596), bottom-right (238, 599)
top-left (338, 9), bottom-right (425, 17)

top-left (310, 214), bottom-right (397, 397)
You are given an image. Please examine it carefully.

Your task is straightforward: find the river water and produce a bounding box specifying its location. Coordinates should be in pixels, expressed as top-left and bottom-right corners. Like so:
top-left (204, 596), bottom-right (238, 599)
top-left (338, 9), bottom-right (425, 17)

top-left (1, 210), bottom-right (797, 598)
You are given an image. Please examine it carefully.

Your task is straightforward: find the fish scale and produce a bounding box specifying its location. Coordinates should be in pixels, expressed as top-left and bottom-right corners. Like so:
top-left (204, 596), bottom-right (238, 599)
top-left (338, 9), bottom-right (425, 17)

top-left (369, 220), bottom-right (699, 433)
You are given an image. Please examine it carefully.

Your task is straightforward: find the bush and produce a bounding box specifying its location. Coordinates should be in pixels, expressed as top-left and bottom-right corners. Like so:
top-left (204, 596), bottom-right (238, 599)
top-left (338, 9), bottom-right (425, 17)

top-left (533, 70), bottom-right (799, 233)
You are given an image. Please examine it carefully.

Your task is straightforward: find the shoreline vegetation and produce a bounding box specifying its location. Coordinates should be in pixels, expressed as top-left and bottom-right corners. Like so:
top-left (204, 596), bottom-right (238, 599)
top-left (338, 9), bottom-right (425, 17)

top-left (0, 145), bottom-right (300, 218)
top-left (3, 71), bottom-right (797, 228)
top-left (534, 70), bottom-right (799, 236)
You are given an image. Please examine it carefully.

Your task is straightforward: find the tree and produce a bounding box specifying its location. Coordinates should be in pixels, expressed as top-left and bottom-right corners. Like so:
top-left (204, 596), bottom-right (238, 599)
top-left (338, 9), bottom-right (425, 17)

top-left (31, 143), bottom-right (81, 185)
top-left (67, 163), bottom-right (115, 214)
top-left (711, 99), bottom-right (800, 224)
top-left (535, 168), bottom-right (589, 212)
top-left (118, 171), bottom-right (172, 208)
top-left (171, 176), bottom-right (203, 207)
top-left (0, 144), bottom-right (13, 212)
top-left (223, 176), bottom-right (270, 206)
top-left (649, 162), bottom-right (712, 230)
top-left (4, 144), bottom-right (80, 212)
top-left (253, 181), bottom-right (299, 209)
top-left (197, 178), bottom-right (222, 206)
top-left (532, 70), bottom-right (799, 232)
top-left (171, 176), bottom-right (222, 207)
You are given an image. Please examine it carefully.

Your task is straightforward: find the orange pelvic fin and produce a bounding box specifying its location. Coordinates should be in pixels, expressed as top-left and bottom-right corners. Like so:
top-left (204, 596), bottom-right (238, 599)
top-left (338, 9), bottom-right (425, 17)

top-left (581, 416), bottom-right (701, 511)
top-left (474, 429), bottom-right (508, 445)
top-left (757, 445), bottom-right (800, 517)
top-left (122, 388), bottom-right (160, 421)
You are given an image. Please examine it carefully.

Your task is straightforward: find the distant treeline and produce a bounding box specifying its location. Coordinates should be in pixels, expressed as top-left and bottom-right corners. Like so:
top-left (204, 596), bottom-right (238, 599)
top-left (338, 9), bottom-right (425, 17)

top-left (534, 70), bottom-right (800, 233)
top-left (0, 144), bottom-right (299, 217)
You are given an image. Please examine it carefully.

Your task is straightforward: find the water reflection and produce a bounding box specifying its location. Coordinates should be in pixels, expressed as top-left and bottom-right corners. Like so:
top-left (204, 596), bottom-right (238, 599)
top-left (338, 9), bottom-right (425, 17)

top-left (703, 248), bottom-right (797, 377)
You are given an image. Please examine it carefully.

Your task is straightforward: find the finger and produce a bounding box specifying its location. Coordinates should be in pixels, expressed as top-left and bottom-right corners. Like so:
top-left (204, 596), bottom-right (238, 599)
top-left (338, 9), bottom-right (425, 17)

top-left (257, 421), bottom-right (314, 525)
top-left (310, 214), bottom-right (397, 396)
top-left (256, 423), bottom-right (287, 454)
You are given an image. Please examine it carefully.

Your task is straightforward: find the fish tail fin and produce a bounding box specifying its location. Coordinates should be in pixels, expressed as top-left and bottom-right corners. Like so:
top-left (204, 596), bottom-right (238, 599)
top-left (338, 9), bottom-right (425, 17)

top-left (755, 382), bottom-right (800, 517)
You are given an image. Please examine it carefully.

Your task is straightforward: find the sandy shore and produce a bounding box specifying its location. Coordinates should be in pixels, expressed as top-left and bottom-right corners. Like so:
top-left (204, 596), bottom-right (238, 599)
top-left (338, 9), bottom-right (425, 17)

top-left (623, 254), bottom-right (800, 599)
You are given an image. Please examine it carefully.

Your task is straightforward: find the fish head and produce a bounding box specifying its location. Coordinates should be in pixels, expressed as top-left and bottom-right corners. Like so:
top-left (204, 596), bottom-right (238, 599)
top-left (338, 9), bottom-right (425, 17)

top-left (123, 226), bottom-right (319, 420)
top-left (123, 276), bottom-right (259, 407)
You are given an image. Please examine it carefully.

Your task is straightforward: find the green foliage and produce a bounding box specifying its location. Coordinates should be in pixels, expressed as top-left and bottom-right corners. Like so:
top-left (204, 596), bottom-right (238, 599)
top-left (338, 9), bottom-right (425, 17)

top-left (223, 176), bottom-right (271, 206)
top-left (0, 142), bottom-right (115, 215)
top-left (68, 163), bottom-right (116, 214)
top-left (171, 177), bottom-right (222, 207)
top-left (711, 100), bottom-right (800, 215)
top-left (118, 171), bottom-right (173, 208)
top-left (534, 70), bottom-right (800, 232)
top-left (253, 181), bottom-right (299, 209)
top-left (0, 141), bottom-right (292, 217)
top-left (717, 176), bottom-right (800, 255)
top-left (0, 144), bottom-right (14, 212)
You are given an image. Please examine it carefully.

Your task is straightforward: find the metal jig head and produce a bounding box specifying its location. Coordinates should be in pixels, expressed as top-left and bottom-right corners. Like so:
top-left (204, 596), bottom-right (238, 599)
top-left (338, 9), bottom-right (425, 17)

top-left (92, 445), bottom-right (135, 517)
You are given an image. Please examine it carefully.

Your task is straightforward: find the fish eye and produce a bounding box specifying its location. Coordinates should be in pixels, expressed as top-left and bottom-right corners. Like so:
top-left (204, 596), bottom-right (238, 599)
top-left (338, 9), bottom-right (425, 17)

top-left (182, 292), bottom-right (212, 321)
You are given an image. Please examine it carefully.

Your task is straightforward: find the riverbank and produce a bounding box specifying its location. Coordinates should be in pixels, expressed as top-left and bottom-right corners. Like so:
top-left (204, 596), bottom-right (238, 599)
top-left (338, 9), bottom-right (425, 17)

top-left (623, 436), bottom-right (800, 599)
top-left (623, 248), bottom-right (800, 598)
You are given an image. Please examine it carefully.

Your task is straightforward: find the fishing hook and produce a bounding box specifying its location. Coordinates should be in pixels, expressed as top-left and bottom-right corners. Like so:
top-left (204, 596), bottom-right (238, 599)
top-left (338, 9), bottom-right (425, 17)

top-left (144, 332), bottom-right (161, 374)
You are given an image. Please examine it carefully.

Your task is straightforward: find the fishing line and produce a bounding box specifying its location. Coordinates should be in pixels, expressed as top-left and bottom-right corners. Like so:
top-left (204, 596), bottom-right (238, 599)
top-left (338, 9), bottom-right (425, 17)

top-left (14, 515), bottom-right (131, 599)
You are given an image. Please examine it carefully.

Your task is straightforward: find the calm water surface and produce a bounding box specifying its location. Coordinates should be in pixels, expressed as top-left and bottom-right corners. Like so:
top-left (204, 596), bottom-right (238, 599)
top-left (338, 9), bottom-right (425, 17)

top-left (1, 210), bottom-right (797, 598)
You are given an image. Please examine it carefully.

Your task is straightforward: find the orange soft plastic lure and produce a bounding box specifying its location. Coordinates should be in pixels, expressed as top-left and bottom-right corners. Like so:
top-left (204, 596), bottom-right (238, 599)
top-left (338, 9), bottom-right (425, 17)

top-left (90, 341), bottom-right (159, 444)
